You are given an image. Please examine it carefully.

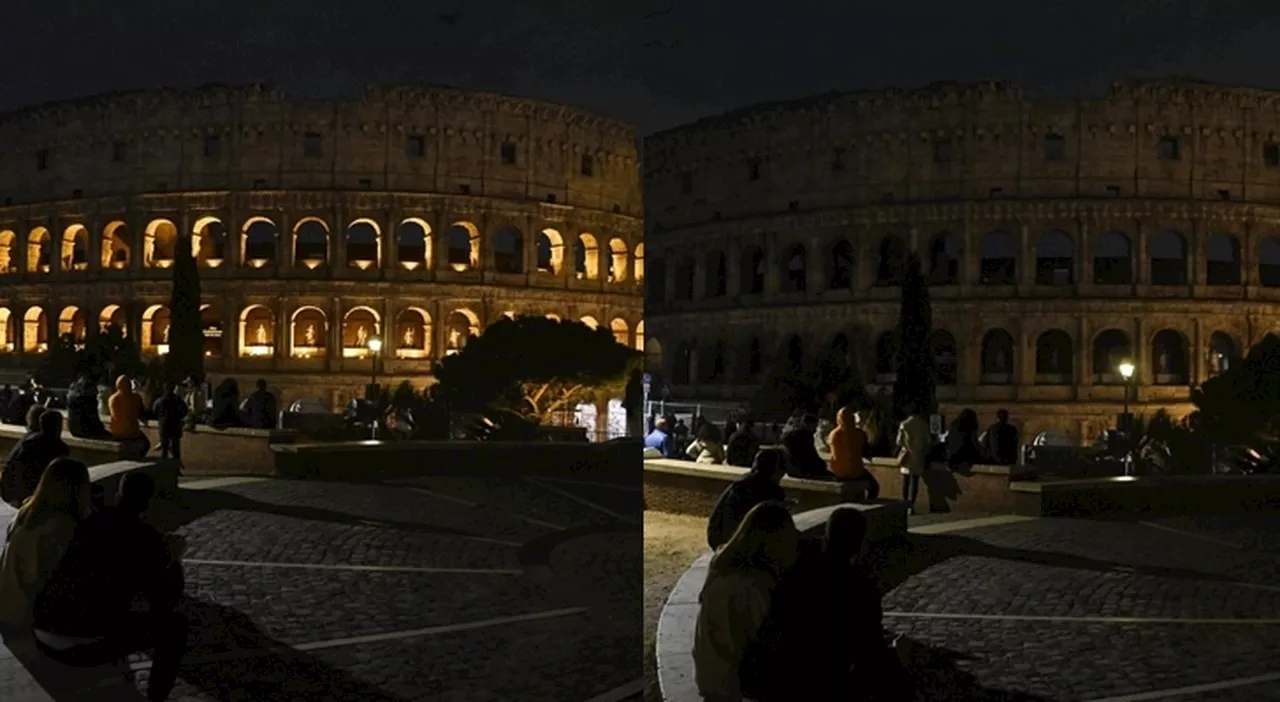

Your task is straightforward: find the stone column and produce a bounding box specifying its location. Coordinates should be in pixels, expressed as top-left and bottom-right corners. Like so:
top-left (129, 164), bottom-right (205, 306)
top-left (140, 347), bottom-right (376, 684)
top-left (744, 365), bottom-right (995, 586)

top-left (663, 252), bottom-right (676, 303)
top-left (86, 215), bottom-right (102, 273)
top-left (127, 210), bottom-right (145, 274)
top-left (433, 299), bottom-right (447, 359)
top-left (222, 301), bottom-right (238, 367)
top-left (1190, 219), bottom-right (1205, 287)
top-left (276, 298), bottom-right (292, 364)
top-left (1134, 316), bottom-right (1150, 386)
top-left (855, 231), bottom-right (874, 291)
top-left (382, 297), bottom-right (395, 357)
top-left (226, 213), bottom-right (243, 270)
top-left (1077, 316), bottom-right (1093, 390)
top-left (1077, 221), bottom-right (1092, 287)
top-left (331, 207), bottom-right (347, 272)
top-left (328, 296), bottom-right (343, 371)
top-left (1243, 221), bottom-right (1259, 287)
top-left (384, 212), bottom-right (400, 276)
top-left (725, 240), bottom-right (741, 296)
top-left (1018, 222), bottom-right (1034, 287)
top-left (1017, 323), bottom-right (1034, 387)
top-left (1134, 221), bottom-right (1148, 285)
top-left (433, 215), bottom-right (449, 273)
top-left (1192, 318), bottom-right (1205, 386)
top-left (276, 211), bottom-right (292, 272)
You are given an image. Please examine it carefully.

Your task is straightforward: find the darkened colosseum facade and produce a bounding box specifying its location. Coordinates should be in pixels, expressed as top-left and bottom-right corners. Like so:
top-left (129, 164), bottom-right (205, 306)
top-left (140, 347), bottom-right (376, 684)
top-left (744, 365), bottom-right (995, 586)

top-left (0, 83), bottom-right (643, 409)
top-left (643, 79), bottom-right (1280, 443)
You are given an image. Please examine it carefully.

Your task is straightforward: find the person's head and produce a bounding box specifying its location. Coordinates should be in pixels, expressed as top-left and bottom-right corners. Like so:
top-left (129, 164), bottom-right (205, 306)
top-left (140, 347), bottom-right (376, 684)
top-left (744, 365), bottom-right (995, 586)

top-left (38, 409), bottom-right (63, 437)
top-left (823, 507), bottom-right (869, 563)
top-left (255, 378), bottom-right (268, 392)
top-left (741, 420), bottom-right (754, 432)
top-left (801, 413), bottom-right (819, 431)
top-left (117, 471), bottom-right (156, 515)
top-left (25, 404), bottom-right (47, 432)
top-left (185, 376), bottom-right (198, 387)
top-left (749, 448), bottom-right (786, 484)
top-left (696, 421), bottom-right (722, 444)
top-left (115, 374), bottom-right (132, 392)
top-left (996, 409), bottom-right (1009, 424)
top-left (953, 408), bottom-right (978, 432)
top-left (654, 417), bottom-right (670, 433)
top-left (16, 457), bottom-right (91, 527)
top-left (711, 501), bottom-right (799, 577)
top-left (836, 405), bottom-right (858, 429)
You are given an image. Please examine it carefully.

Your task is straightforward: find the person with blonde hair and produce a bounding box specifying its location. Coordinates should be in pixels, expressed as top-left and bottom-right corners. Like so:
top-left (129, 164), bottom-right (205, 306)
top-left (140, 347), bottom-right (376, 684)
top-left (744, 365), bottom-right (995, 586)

top-left (0, 457), bottom-right (92, 632)
top-left (694, 501), bottom-right (799, 701)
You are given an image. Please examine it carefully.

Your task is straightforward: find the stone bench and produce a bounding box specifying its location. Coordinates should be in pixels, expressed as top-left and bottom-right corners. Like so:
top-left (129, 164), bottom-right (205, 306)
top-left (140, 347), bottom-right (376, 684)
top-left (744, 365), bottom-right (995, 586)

top-left (655, 502), bottom-right (908, 702)
top-left (1011, 473), bottom-right (1280, 517)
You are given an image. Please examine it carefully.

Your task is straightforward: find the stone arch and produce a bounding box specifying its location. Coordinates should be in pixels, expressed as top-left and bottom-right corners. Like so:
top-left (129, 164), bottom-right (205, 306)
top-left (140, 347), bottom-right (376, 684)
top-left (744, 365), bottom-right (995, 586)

top-left (979, 231), bottom-right (1016, 285)
top-left (875, 235), bottom-right (907, 286)
top-left (647, 256), bottom-right (666, 302)
top-left (610, 317), bottom-right (629, 346)
top-left (58, 305), bottom-right (86, 344)
top-left (1035, 230), bottom-right (1074, 285)
top-left (446, 222), bottom-right (480, 271)
top-left (199, 303), bottom-right (223, 358)
top-left (1150, 230), bottom-right (1188, 285)
top-left (27, 227), bottom-right (52, 273)
top-left (827, 238), bottom-right (855, 290)
top-left (1260, 236), bottom-right (1280, 287)
top-left (580, 316), bottom-right (599, 330)
top-left (395, 307), bottom-right (432, 358)
top-left (60, 225), bottom-right (89, 271)
top-left (344, 218), bottom-right (381, 270)
top-left (240, 217), bottom-right (278, 268)
top-left (342, 306), bottom-right (381, 356)
top-left (574, 233), bottom-right (600, 280)
top-left (609, 238), bottom-right (629, 282)
top-left (782, 242), bottom-right (807, 293)
top-left (23, 306), bottom-right (47, 352)
top-left (293, 218), bottom-right (330, 268)
top-left (674, 254), bottom-right (696, 301)
top-left (1205, 233), bottom-right (1241, 286)
top-left (634, 320), bottom-right (644, 352)
top-left (740, 245), bottom-right (765, 295)
top-left (931, 330), bottom-right (958, 385)
top-left (1093, 231), bottom-right (1132, 285)
top-left (492, 226), bottom-right (524, 274)
top-left (0, 308), bottom-right (12, 351)
top-left (1091, 329), bottom-right (1132, 384)
top-left (1207, 330), bottom-right (1238, 377)
top-left (290, 306), bottom-right (328, 357)
top-left (1034, 329), bottom-right (1073, 383)
top-left (397, 218), bottom-right (432, 270)
top-left (98, 305), bottom-right (126, 336)
top-left (445, 308), bottom-right (480, 353)
top-left (1151, 329), bottom-right (1189, 384)
top-left (0, 230), bottom-right (15, 273)
top-left (634, 243), bottom-right (645, 282)
top-left (704, 249), bottom-right (727, 297)
top-left (745, 337), bottom-right (763, 379)
top-left (536, 228), bottom-right (565, 275)
top-left (874, 331), bottom-right (897, 382)
top-left (927, 232), bottom-right (959, 286)
top-left (143, 219), bottom-right (178, 268)
top-left (980, 329), bottom-right (1014, 384)
top-left (191, 216), bottom-right (227, 268)
top-left (238, 305), bottom-right (276, 357)
top-left (644, 334), bottom-right (662, 374)
top-left (545, 313), bottom-right (561, 322)
top-left (141, 304), bottom-right (170, 352)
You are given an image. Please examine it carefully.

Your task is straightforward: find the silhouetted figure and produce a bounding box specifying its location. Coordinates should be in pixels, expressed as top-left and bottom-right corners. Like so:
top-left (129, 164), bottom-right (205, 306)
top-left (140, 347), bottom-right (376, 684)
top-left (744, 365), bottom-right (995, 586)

top-left (725, 420), bottom-right (760, 468)
top-left (66, 375), bottom-right (109, 439)
top-left (1, 411), bottom-right (71, 507)
top-left (707, 448), bottom-right (787, 549)
top-left (672, 418), bottom-right (689, 440)
top-left (152, 384), bottom-right (188, 461)
top-left (240, 378), bottom-right (277, 429)
top-left (0, 386), bottom-right (13, 417)
top-left (181, 376), bottom-right (206, 429)
top-left (896, 403), bottom-right (931, 515)
top-left (782, 414), bottom-right (827, 478)
top-left (945, 408), bottom-right (983, 470)
top-left (980, 408), bottom-right (1021, 465)
top-left (3, 386), bottom-right (35, 426)
top-left (108, 375), bottom-right (150, 458)
top-left (208, 378), bottom-right (244, 428)
top-left (34, 472), bottom-right (189, 702)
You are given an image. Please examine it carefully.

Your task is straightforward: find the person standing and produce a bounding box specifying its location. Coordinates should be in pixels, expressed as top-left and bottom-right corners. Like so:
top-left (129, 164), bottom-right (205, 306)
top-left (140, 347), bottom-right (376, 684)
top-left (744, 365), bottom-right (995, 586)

top-left (152, 384), bottom-right (189, 462)
top-left (895, 403), bottom-right (932, 515)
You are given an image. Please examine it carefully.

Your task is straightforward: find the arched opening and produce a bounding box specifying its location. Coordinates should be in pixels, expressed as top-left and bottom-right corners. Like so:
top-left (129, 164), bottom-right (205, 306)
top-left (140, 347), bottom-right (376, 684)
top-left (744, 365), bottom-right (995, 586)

top-left (98, 305), bottom-right (126, 337)
top-left (1205, 233), bottom-right (1241, 286)
top-left (704, 250), bottom-right (727, 297)
top-left (446, 222), bottom-right (479, 271)
top-left (58, 306), bottom-right (86, 345)
top-left (580, 316), bottom-right (599, 331)
top-left (927, 232), bottom-right (959, 286)
top-left (1093, 231), bottom-right (1132, 285)
top-left (536, 229), bottom-right (565, 275)
top-left (672, 342), bottom-right (694, 385)
top-left (397, 219), bottom-right (432, 270)
top-left (1150, 230), bottom-right (1188, 285)
top-left (634, 320), bottom-right (644, 352)
top-left (241, 217), bottom-right (278, 268)
top-left (740, 246), bottom-right (765, 295)
top-left (746, 337), bottom-right (762, 379)
top-left (192, 217), bottom-right (227, 268)
top-left (1035, 230), bottom-right (1074, 285)
top-left (1260, 237), bottom-right (1280, 287)
top-left (1151, 329), bottom-right (1189, 385)
top-left (492, 226), bottom-right (524, 274)
top-left (141, 304), bottom-right (170, 353)
top-left (445, 309), bottom-right (479, 354)
top-left (875, 235), bottom-right (907, 286)
top-left (608, 238), bottom-right (628, 282)
top-left (830, 332), bottom-right (851, 366)
top-left (60, 225), bottom-right (89, 271)
top-left (979, 231), bottom-right (1016, 285)
top-left (290, 306), bottom-right (328, 358)
top-left (101, 222), bottom-right (131, 270)
top-left (199, 304), bottom-right (223, 357)
top-left (932, 330), bottom-right (958, 385)
top-left (634, 243), bottom-right (645, 282)
top-left (574, 233), bottom-right (601, 280)
top-left (395, 308), bottom-right (431, 358)
top-left (827, 239), bottom-right (854, 290)
top-left (674, 255), bottom-right (695, 301)
top-left (23, 307), bottom-right (47, 353)
top-left (238, 305), bottom-right (276, 357)
top-left (1034, 329), bottom-right (1073, 384)
top-left (781, 335), bottom-right (804, 373)
top-left (1208, 331), bottom-right (1237, 377)
top-left (27, 227), bottom-right (52, 273)
top-left (610, 318), bottom-right (629, 346)
top-left (783, 243), bottom-right (807, 293)
top-left (344, 219), bottom-right (381, 270)
top-left (0, 231), bottom-right (15, 273)
top-left (342, 307), bottom-right (381, 357)
top-left (545, 313), bottom-right (561, 322)
top-left (1092, 329), bottom-right (1132, 384)
top-left (648, 257), bottom-right (667, 302)
top-left (703, 340), bottom-right (727, 384)
top-left (0, 308), bottom-right (12, 351)
top-left (143, 219), bottom-right (178, 268)
top-left (980, 329), bottom-right (1014, 384)
top-left (293, 218), bottom-right (330, 269)
top-left (644, 336), bottom-right (662, 376)
top-left (874, 331), bottom-right (897, 383)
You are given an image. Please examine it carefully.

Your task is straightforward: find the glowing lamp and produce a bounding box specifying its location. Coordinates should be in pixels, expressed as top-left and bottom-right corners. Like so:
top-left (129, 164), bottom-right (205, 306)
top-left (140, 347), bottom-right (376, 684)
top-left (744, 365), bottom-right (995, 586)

top-left (367, 337), bottom-right (382, 354)
top-left (1118, 362), bottom-right (1134, 380)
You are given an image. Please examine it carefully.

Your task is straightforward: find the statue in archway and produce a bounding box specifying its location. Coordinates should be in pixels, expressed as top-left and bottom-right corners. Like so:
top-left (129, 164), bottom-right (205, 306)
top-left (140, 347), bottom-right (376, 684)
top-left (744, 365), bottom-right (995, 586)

top-left (1158, 348), bottom-right (1170, 374)
top-left (447, 328), bottom-right (461, 349)
top-left (161, 325), bottom-right (169, 343)
top-left (304, 324), bottom-right (316, 346)
top-left (403, 326), bottom-right (415, 347)
top-left (355, 324), bottom-right (368, 347)
top-left (993, 347), bottom-right (1008, 373)
top-left (254, 323), bottom-right (267, 346)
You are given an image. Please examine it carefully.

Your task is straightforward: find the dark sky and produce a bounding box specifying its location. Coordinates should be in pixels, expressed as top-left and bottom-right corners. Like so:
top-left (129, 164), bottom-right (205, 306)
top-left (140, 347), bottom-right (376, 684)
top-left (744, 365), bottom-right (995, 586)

top-left (4, 0), bottom-right (1280, 134)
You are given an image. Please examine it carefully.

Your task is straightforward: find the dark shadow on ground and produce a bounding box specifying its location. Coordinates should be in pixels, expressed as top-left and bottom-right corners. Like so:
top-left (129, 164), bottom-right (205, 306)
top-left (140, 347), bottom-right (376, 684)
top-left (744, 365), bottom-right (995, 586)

top-left (165, 596), bottom-right (409, 701)
top-left (0, 632), bottom-right (147, 701)
top-left (894, 636), bottom-right (1056, 701)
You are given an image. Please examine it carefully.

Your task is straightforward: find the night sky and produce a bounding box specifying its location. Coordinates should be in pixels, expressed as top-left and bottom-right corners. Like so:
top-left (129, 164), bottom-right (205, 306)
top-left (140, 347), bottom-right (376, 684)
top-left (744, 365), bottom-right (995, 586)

top-left (3, 1), bottom-right (1280, 134)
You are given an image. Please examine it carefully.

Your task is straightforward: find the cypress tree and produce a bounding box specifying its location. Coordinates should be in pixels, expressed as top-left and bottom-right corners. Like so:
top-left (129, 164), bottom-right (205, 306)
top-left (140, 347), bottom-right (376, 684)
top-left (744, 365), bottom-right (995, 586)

top-left (166, 231), bottom-right (203, 383)
top-left (892, 253), bottom-right (937, 420)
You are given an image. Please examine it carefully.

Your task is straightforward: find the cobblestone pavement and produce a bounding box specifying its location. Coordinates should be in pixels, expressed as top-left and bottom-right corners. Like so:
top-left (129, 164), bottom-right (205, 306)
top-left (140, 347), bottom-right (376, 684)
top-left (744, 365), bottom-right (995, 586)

top-left (870, 515), bottom-right (1280, 701)
top-left (0, 473), bottom-right (642, 701)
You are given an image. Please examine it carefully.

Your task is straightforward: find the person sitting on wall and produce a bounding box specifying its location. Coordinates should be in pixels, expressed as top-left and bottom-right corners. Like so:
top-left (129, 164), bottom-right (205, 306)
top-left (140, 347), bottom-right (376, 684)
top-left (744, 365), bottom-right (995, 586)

top-left (781, 414), bottom-right (828, 478)
top-left (827, 406), bottom-right (879, 502)
top-left (181, 377), bottom-right (206, 429)
top-left (644, 417), bottom-right (678, 458)
top-left (1, 410), bottom-right (71, 507)
top-left (686, 422), bottom-right (726, 464)
top-left (980, 409), bottom-right (1021, 466)
top-left (66, 375), bottom-right (110, 440)
top-left (207, 378), bottom-right (243, 428)
top-left (3, 384), bottom-right (37, 427)
top-left (108, 375), bottom-right (151, 459)
top-left (725, 420), bottom-right (761, 468)
top-left (706, 448), bottom-right (788, 550)
top-left (152, 384), bottom-right (189, 462)
top-left (239, 378), bottom-right (278, 430)
top-left (944, 408), bottom-right (984, 470)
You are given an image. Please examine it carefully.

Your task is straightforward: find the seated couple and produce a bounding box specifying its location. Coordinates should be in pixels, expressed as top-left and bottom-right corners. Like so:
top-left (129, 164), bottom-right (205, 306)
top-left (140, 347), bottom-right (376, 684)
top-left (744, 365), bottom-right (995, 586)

top-left (781, 407), bottom-right (880, 501)
top-left (694, 502), bottom-right (910, 701)
top-left (0, 459), bottom-right (189, 701)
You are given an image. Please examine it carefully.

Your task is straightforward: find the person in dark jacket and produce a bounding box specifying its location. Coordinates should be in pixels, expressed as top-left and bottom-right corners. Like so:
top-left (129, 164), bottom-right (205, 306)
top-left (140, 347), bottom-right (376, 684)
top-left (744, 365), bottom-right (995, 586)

top-left (725, 420), bottom-right (761, 468)
top-left (152, 384), bottom-right (189, 460)
top-left (33, 472), bottom-right (188, 702)
top-left (781, 414), bottom-right (828, 478)
top-left (980, 408), bottom-right (1021, 465)
top-left (1, 410), bottom-right (71, 507)
top-left (207, 378), bottom-right (243, 428)
top-left (66, 375), bottom-right (110, 439)
top-left (706, 448), bottom-right (787, 549)
top-left (239, 378), bottom-right (278, 429)
top-left (945, 408), bottom-right (984, 469)
top-left (2, 384), bottom-right (36, 426)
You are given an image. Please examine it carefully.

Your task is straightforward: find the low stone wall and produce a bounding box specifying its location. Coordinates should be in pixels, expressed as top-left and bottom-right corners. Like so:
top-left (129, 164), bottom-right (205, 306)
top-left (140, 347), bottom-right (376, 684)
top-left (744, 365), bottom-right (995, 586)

top-left (865, 458), bottom-right (1033, 514)
top-left (0, 423), bottom-right (124, 465)
top-left (1011, 474), bottom-right (1280, 517)
top-left (271, 437), bottom-right (641, 481)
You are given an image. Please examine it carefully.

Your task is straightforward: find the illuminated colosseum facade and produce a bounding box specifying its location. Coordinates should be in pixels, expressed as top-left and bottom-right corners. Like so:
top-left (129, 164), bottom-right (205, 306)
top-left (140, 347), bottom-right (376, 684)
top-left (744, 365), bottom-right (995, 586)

top-left (644, 79), bottom-right (1280, 443)
top-left (0, 84), bottom-right (643, 409)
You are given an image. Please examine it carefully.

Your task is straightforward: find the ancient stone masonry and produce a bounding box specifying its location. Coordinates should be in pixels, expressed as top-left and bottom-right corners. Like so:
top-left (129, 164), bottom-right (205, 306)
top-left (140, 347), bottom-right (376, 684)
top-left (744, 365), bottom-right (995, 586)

top-left (644, 78), bottom-right (1280, 443)
top-left (0, 84), bottom-right (643, 410)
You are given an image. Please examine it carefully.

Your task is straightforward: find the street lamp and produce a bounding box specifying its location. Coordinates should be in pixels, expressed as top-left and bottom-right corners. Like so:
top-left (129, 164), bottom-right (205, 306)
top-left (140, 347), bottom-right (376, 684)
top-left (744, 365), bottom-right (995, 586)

top-left (366, 336), bottom-right (383, 439)
top-left (1118, 361), bottom-right (1135, 475)
top-left (367, 337), bottom-right (383, 389)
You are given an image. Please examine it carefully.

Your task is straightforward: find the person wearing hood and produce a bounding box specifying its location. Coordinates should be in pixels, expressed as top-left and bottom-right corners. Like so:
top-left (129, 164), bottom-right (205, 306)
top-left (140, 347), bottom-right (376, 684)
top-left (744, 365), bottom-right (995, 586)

top-left (706, 448), bottom-right (788, 550)
top-left (944, 408), bottom-right (983, 470)
top-left (1, 410), bottom-right (71, 507)
top-left (66, 375), bottom-right (110, 439)
top-left (780, 414), bottom-right (827, 478)
top-left (108, 375), bottom-right (150, 458)
top-left (827, 406), bottom-right (879, 501)
top-left (207, 378), bottom-right (244, 428)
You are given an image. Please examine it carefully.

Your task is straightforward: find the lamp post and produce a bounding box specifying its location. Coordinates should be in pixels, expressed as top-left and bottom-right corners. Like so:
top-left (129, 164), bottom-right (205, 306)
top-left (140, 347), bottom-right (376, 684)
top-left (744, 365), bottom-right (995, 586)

top-left (1118, 361), bottom-right (1135, 475)
top-left (366, 336), bottom-right (383, 439)
top-left (367, 337), bottom-right (383, 390)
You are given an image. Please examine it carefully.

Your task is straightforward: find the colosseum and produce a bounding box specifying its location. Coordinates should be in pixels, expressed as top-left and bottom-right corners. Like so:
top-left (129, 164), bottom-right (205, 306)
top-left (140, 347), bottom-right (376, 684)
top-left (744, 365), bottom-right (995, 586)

top-left (0, 83), bottom-right (644, 411)
top-left (643, 78), bottom-right (1280, 443)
